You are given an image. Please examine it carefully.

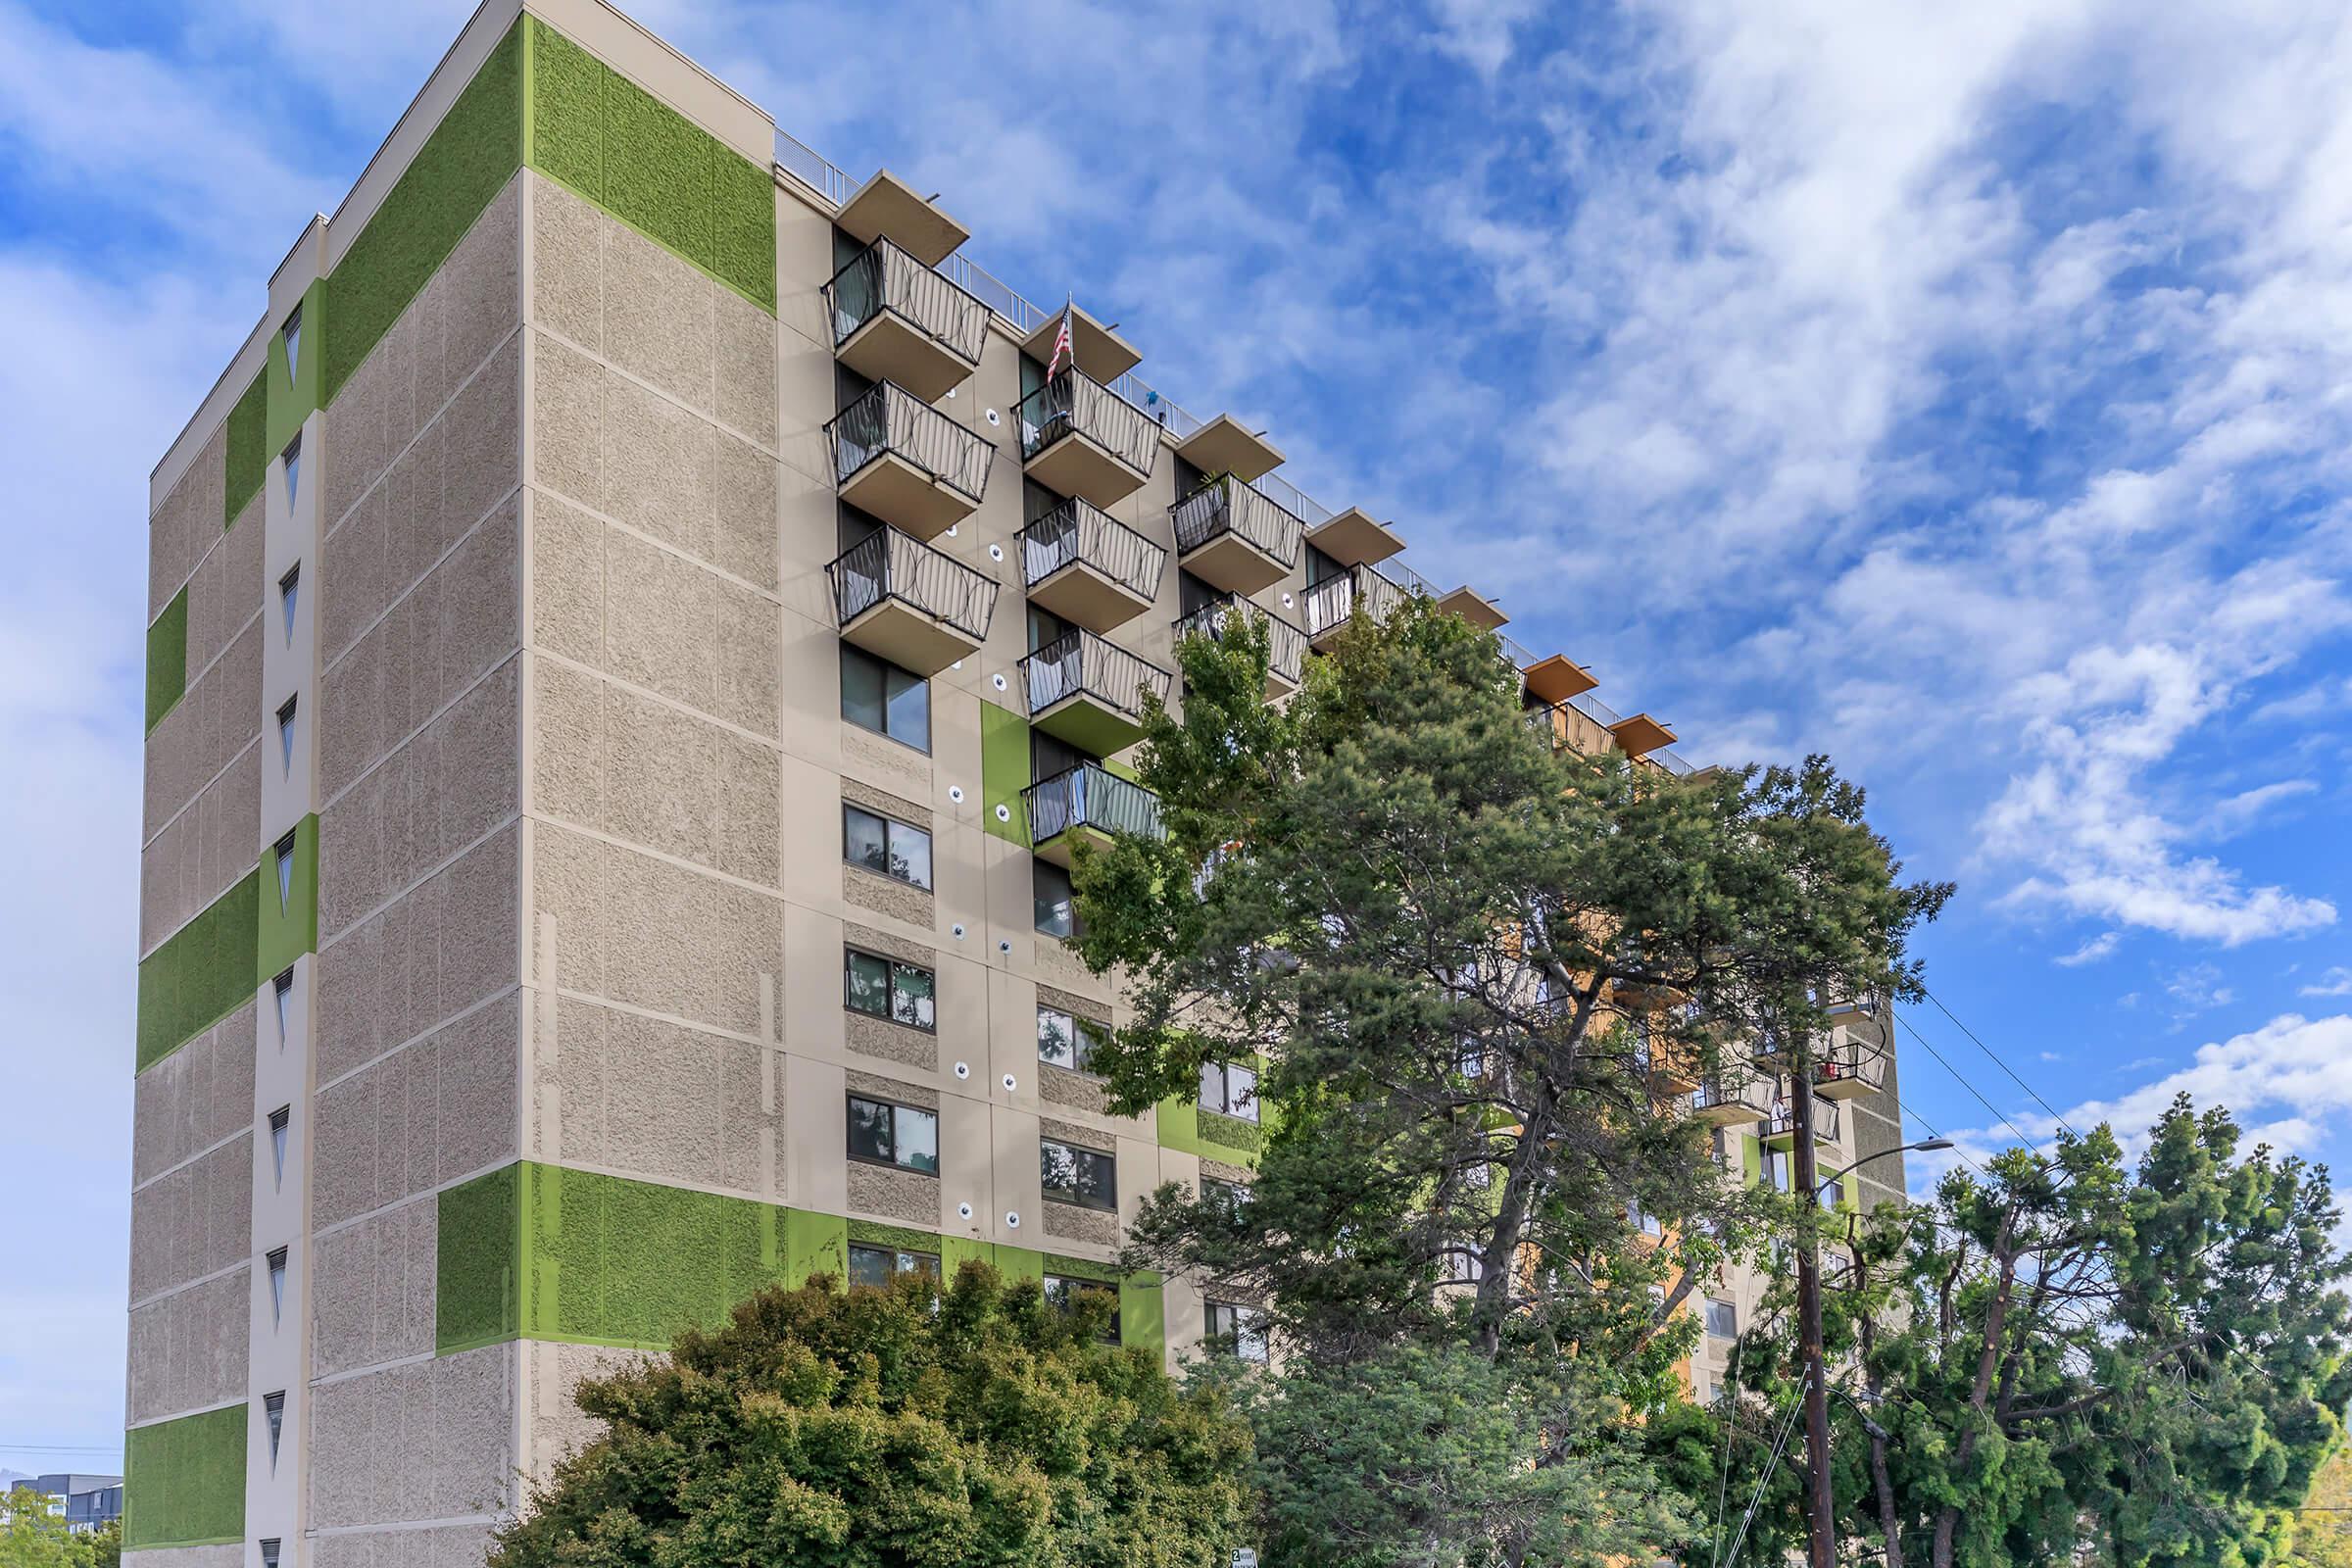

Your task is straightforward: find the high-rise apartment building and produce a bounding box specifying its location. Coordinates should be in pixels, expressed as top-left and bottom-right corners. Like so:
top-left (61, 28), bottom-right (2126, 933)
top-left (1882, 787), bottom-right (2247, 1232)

top-left (127, 3), bottom-right (1906, 1564)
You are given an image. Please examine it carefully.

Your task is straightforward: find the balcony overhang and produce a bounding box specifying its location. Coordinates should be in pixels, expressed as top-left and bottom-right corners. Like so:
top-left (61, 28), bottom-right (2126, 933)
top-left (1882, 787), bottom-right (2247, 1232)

top-left (1303, 507), bottom-right (1404, 567)
top-left (1175, 415), bottom-right (1286, 483)
top-left (835, 310), bottom-right (978, 403)
top-left (1032, 690), bottom-right (1150, 757)
top-left (1030, 558), bottom-right (1157, 635)
top-left (1025, 428), bottom-right (1151, 510)
top-left (838, 170), bottom-right (968, 267)
top-left (1181, 530), bottom-right (1289, 597)
top-left (1021, 305), bottom-right (1142, 383)
top-left (1610, 712), bottom-right (1677, 760)
top-left (1524, 654), bottom-right (1597, 707)
top-left (1647, 1055), bottom-right (1701, 1096)
top-left (839, 450), bottom-right (980, 540)
top-left (1032, 819), bottom-right (1114, 868)
top-left (1813, 1063), bottom-right (1881, 1102)
top-left (1763, 1118), bottom-right (1838, 1151)
top-left (1437, 585), bottom-right (1508, 631)
top-left (1691, 1095), bottom-right (1766, 1129)
top-left (840, 595), bottom-right (984, 677)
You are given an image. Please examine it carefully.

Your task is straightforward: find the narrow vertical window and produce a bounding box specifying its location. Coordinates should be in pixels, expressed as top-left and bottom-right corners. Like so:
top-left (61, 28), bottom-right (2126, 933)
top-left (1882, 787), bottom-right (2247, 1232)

top-left (264, 1391), bottom-right (285, 1468)
top-left (278, 564), bottom-right (300, 646)
top-left (274, 831), bottom-right (296, 910)
top-left (260, 1542), bottom-right (281, 1568)
top-left (276, 696), bottom-right (298, 777)
top-left (280, 302), bottom-right (302, 379)
top-left (272, 968), bottom-right (294, 1047)
top-left (269, 1105), bottom-right (290, 1188)
top-left (281, 433), bottom-right (302, 507)
top-left (266, 1247), bottom-right (288, 1325)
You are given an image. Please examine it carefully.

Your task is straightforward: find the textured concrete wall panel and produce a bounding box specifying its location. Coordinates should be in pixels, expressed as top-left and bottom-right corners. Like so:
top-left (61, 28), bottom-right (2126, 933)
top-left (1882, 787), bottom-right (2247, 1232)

top-left (129, 1137), bottom-right (252, 1303)
top-left (532, 996), bottom-right (764, 1194)
top-left (310, 1193), bottom-right (437, 1377)
top-left (312, 991), bottom-right (519, 1228)
top-left (305, 1342), bottom-right (516, 1528)
top-left (125, 1266), bottom-right (250, 1424)
top-left (132, 1002), bottom-right (257, 1187)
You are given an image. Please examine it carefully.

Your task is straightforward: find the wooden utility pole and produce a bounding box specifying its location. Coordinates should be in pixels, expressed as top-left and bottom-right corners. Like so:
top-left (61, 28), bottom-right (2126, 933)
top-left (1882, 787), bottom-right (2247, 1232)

top-left (1789, 1034), bottom-right (1836, 1568)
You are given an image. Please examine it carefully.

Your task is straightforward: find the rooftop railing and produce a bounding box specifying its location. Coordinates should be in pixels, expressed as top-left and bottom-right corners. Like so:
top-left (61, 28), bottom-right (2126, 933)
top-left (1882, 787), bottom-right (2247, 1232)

top-left (825, 235), bottom-right (989, 362)
top-left (827, 526), bottom-right (999, 641)
top-left (1017, 497), bottom-right (1167, 604)
top-left (825, 380), bottom-right (992, 504)
top-left (1024, 762), bottom-right (1165, 847)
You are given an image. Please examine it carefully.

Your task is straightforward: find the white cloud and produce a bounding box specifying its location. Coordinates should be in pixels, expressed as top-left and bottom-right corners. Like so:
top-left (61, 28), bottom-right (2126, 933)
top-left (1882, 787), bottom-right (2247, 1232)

top-left (2300, 966), bottom-right (2352, 998)
top-left (2056, 931), bottom-right (2122, 966)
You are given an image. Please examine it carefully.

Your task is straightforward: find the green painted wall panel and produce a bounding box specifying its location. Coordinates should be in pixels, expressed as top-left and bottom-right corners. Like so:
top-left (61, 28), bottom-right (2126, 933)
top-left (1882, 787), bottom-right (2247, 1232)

top-left (256, 813), bottom-right (320, 984)
top-left (223, 370), bottom-right (268, 530)
top-left (1740, 1133), bottom-right (1761, 1188)
top-left (136, 872), bottom-right (260, 1072)
top-left (981, 700), bottom-right (1031, 845)
top-left (437, 1163), bottom-right (521, 1353)
top-left (1119, 1277), bottom-right (1166, 1353)
top-left (322, 22), bottom-right (525, 405)
top-left (122, 1403), bottom-right (245, 1549)
top-left (523, 17), bottom-right (775, 313)
top-left (144, 586), bottom-right (187, 734)
top-left (265, 277), bottom-right (326, 459)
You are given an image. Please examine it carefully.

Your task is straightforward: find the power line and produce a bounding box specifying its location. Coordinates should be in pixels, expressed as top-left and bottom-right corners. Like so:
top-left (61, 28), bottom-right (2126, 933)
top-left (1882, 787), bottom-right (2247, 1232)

top-left (1889, 1008), bottom-right (2051, 1157)
top-left (1917, 986), bottom-right (2082, 1142)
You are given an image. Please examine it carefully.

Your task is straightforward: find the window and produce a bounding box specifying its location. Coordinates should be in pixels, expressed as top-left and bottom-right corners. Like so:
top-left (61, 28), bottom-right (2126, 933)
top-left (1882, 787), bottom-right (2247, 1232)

top-left (278, 564), bottom-right (299, 646)
top-left (1200, 1176), bottom-right (1251, 1212)
top-left (840, 645), bottom-right (931, 752)
top-left (272, 969), bottom-right (294, 1046)
top-left (1443, 1250), bottom-right (1486, 1284)
top-left (1034, 859), bottom-right (1076, 939)
top-left (281, 434), bottom-right (302, 506)
top-left (264, 1391), bottom-right (285, 1468)
top-left (1454, 1039), bottom-right (1486, 1080)
top-left (1199, 1059), bottom-right (1258, 1121)
top-left (1205, 1300), bottom-right (1269, 1362)
top-left (1036, 1005), bottom-right (1106, 1072)
top-left (1627, 1197), bottom-right (1662, 1237)
top-left (847, 1095), bottom-right (939, 1175)
top-left (276, 696), bottom-right (298, 777)
top-left (845, 949), bottom-right (936, 1030)
top-left (267, 1247), bottom-right (288, 1325)
top-left (1705, 1297), bottom-right (1739, 1341)
top-left (269, 1106), bottom-right (290, 1187)
top-left (273, 830), bottom-right (297, 910)
top-left (1040, 1139), bottom-right (1116, 1211)
top-left (844, 804), bottom-right (932, 889)
top-left (280, 302), bottom-right (302, 378)
top-left (1043, 1273), bottom-right (1121, 1342)
top-left (260, 1543), bottom-right (281, 1568)
top-left (848, 1243), bottom-right (941, 1289)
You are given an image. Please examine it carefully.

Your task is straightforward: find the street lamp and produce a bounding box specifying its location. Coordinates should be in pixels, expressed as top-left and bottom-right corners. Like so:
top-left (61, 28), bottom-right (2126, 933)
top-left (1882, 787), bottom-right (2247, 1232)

top-left (1814, 1137), bottom-right (1954, 1200)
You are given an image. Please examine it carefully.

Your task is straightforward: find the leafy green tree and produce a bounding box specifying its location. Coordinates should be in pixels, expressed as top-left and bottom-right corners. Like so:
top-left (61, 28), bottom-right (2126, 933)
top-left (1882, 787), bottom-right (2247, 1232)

top-left (77, 1519), bottom-right (117, 1568)
top-left (1067, 601), bottom-right (1944, 1563)
top-left (2, 1488), bottom-right (99, 1568)
top-left (1714, 1097), bottom-right (2352, 1568)
top-left (487, 1264), bottom-right (1250, 1568)
top-left (2285, 1446), bottom-right (2352, 1568)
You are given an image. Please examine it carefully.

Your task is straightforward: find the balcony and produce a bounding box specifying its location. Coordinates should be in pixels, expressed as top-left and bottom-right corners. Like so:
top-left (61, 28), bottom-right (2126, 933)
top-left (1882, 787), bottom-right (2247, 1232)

top-left (827, 526), bottom-right (1000, 675)
top-left (1302, 507), bottom-right (1404, 569)
top-left (1174, 413), bottom-right (1285, 483)
top-left (1811, 1036), bottom-right (1887, 1102)
top-left (1024, 761), bottom-right (1164, 866)
top-left (1017, 498), bottom-right (1167, 633)
top-left (1017, 368), bottom-right (1158, 509)
top-left (1637, 1033), bottom-right (1702, 1096)
top-left (1302, 563), bottom-right (1411, 648)
top-left (1173, 595), bottom-right (1307, 697)
top-left (1020, 628), bottom-right (1175, 755)
top-left (1690, 1072), bottom-right (1774, 1128)
top-left (826, 381), bottom-right (993, 540)
top-left (1764, 1097), bottom-right (1840, 1149)
top-left (826, 236), bottom-right (989, 402)
top-left (1171, 474), bottom-right (1303, 596)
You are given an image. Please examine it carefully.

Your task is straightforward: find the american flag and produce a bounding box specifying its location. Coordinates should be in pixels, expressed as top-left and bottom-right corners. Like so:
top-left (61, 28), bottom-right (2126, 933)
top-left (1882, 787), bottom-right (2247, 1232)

top-left (1047, 306), bottom-right (1073, 379)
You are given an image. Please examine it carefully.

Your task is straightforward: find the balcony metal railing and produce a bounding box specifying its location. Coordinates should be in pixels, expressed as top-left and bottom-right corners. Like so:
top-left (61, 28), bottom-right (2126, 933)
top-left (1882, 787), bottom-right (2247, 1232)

top-left (1021, 628), bottom-right (1174, 726)
top-left (826, 526), bottom-right (999, 641)
top-left (1017, 497), bottom-right (1166, 603)
top-left (826, 381), bottom-right (992, 504)
top-left (1690, 1075), bottom-right (1772, 1120)
top-left (825, 235), bottom-right (989, 362)
top-left (1173, 596), bottom-right (1307, 687)
top-left (1302, 563), bottom-right (1412, 639)
top-left (1016, 368), bottom-right (1158, 475)
top-left (1812, 1034), bottom-right (1887, 1093)
top-left (1765, 1098), bottom-right (1842, 1144)
top-left (1523, 693), bottom-right (1695, 774)
top-left (1024, 762), bottom-right (1164, 846)
top-left (1170, 474), bottom-right (1304, 569)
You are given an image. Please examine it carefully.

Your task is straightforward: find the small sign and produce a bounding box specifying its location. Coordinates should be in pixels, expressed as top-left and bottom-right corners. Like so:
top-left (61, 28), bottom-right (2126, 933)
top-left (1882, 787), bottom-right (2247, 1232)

top-left (1233, 1551), bottom-right (1258, 1568)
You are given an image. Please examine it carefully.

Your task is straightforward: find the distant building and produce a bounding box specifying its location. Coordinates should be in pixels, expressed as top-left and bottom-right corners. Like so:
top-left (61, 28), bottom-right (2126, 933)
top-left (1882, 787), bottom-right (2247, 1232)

top-left (12, 1474), bottom-right (123, 1533)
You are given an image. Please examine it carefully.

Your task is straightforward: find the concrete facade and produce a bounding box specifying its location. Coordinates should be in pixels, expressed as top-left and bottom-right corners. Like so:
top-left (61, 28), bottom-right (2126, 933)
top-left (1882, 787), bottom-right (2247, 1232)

top-left (131, 2), bottom-right (1906, 1563)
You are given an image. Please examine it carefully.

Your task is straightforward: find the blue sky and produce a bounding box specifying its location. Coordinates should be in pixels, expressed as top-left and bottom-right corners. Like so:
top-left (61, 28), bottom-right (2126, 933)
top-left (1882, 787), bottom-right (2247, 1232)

top-left (6, 0), bottom-right (2351, 1472)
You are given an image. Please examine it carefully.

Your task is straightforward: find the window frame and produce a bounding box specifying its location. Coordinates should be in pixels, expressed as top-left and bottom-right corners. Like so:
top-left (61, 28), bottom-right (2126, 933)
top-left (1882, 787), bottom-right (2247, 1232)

top-left (1033, 858), bottom-right (1078, 939)
top-left (1204, 1299), bottom-right (1269, 1362)
top-left (1043, 1272), bottom-right (1122, 1343)
top-left (264, 1390), bottom-right (286, 1467)
top-left (844, 947), bottom-right (937, 1033)
top-left (843, 803), bottom-right (933, 890)
top-left (846, 1094), bottom-right (941, 1176)
top-left (1199, 1058), bottom-right (1259, 1122)
top-left (268, 1105), bottom-right (290, 1187)
top-left (266, 1247), bottom-right (288, 1324)
top-left (1039, 1137), bottom-right (1118, 1211)
top-left (847, 1242), bottom-right (942, 1289)
top-left (1704, 1296), bottom-right (1739, 1341)
top-left (839, 642), bottom-right (933, 754)
top-left (1036, 1004), bottom-right (1107, 1073)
